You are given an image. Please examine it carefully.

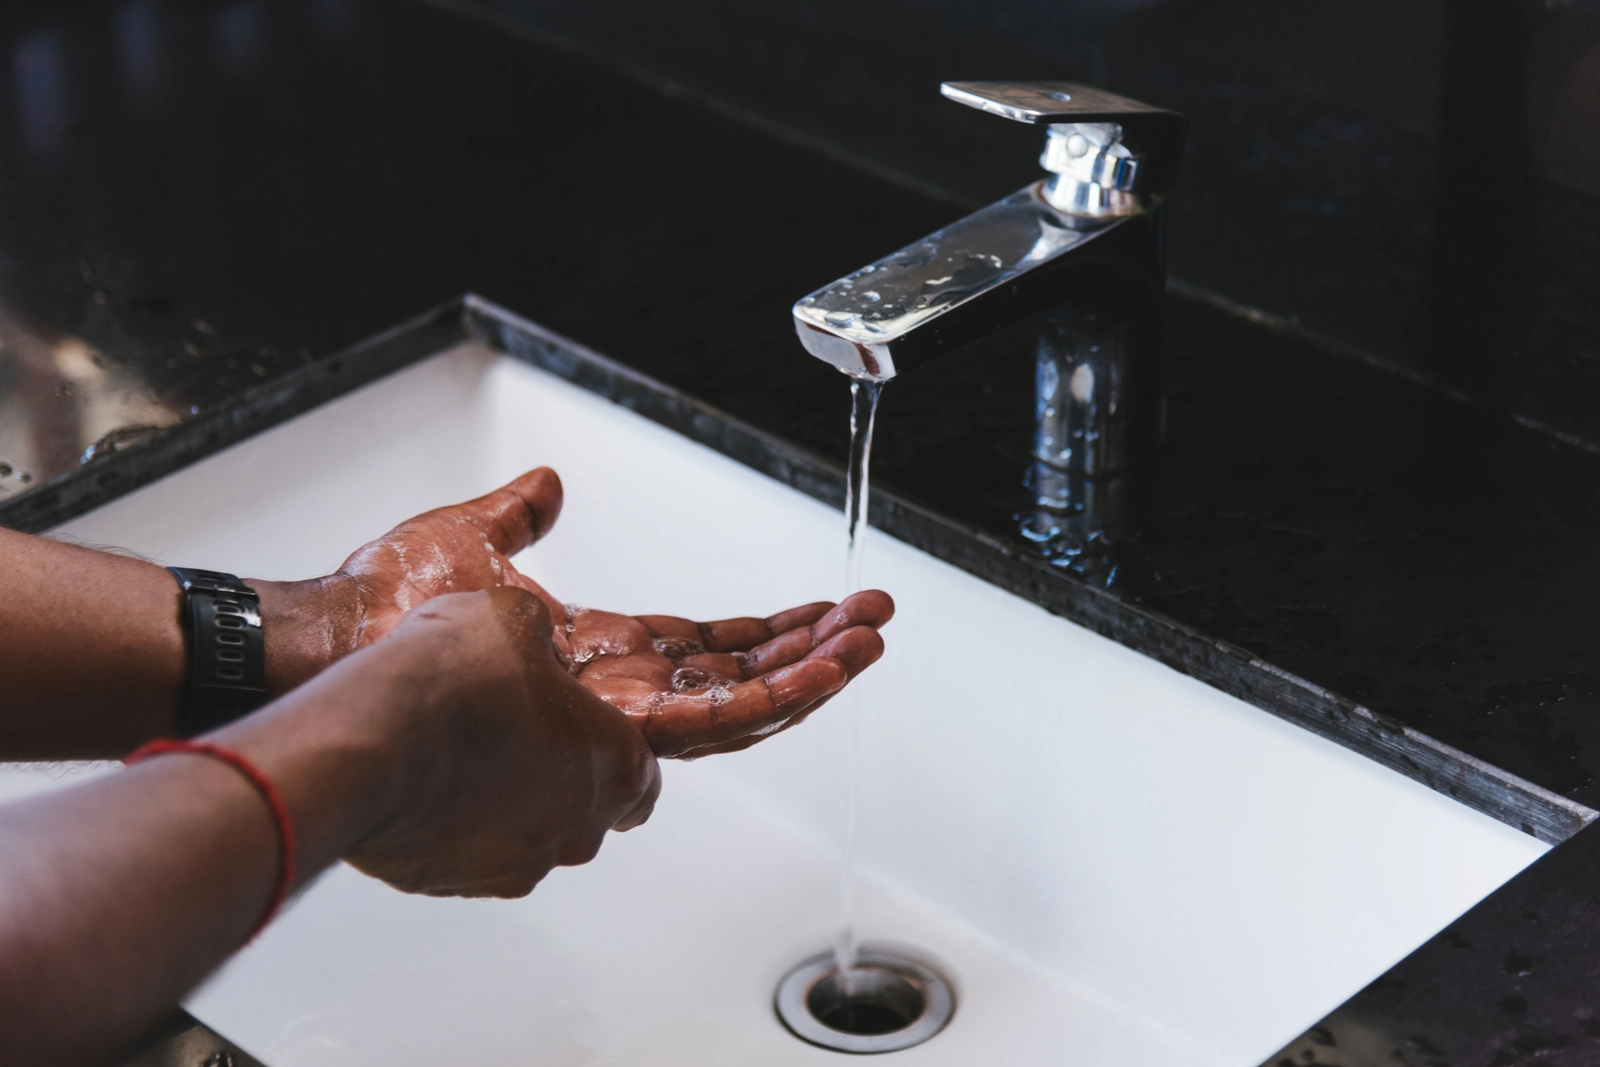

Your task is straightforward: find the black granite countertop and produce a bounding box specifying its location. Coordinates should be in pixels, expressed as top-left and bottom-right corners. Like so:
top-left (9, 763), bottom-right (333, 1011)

top-left (3, 0), bottom-right (1600, 1061)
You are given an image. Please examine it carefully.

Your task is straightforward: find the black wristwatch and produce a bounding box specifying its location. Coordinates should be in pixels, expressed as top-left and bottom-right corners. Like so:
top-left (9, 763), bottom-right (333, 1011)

top-left (167, 567), bottom-right (268, 736)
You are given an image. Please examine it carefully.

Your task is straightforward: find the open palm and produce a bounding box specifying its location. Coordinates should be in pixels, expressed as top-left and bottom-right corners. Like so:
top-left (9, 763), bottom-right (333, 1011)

top-left (325, 468), bottom-right (891, 758)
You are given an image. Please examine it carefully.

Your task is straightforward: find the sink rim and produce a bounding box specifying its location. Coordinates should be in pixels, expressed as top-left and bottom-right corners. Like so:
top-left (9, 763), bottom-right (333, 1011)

top-left (9, 292), bottom-right (1587, 846)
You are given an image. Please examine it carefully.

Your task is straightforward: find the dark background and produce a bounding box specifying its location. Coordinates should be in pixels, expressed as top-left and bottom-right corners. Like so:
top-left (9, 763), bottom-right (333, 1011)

top-left (458, 0), bottom-right (1600, 449)
top-left (3, 4), bottom-right (1600, 1057)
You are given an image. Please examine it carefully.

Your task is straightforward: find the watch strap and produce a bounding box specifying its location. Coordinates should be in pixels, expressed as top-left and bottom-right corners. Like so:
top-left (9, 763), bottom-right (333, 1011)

top-left (167, 567), bottom-right (268, 736)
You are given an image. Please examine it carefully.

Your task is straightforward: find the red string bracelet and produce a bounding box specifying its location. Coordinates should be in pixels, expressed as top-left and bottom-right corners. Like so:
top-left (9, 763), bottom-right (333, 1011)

top-left (124, 739), bottom-right (297, 943)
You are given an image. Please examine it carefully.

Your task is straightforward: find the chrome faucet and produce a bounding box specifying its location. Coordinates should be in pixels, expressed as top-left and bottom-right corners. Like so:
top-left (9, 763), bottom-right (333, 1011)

top-left (792, 81), bottom-right (1186, 579)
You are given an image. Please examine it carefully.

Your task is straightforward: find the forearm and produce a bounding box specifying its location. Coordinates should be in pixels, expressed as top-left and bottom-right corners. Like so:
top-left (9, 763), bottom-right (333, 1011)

top-left (0, 528), bottom-right (353, 759)
top-left (0, 661), bottom-right (405, 1065)
top-left (0, 527), bottom-right (186, 756)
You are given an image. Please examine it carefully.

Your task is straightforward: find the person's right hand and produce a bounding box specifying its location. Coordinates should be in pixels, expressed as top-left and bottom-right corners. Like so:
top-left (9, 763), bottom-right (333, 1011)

top-left (565, 591), bottom-right (892, 759)
top-left (245, 586), bottom-right (661, 898)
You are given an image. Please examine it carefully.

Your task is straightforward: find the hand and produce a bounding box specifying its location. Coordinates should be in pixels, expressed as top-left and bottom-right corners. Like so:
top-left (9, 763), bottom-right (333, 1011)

top-left (253, 468), bottom-right (566, 690)
top-left (304, 587), bottom-right (661, 898)
top-left (562, 590), bottom-right (893, 758)
top-left (0, 587), bottom-right (658, 1067)
top-left (256, 468), bottom-right (895, 759)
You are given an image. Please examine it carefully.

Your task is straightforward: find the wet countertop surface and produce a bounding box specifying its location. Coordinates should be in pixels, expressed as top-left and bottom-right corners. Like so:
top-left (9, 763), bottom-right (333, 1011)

top-left (3, 0), bottom-right (1600, 1059)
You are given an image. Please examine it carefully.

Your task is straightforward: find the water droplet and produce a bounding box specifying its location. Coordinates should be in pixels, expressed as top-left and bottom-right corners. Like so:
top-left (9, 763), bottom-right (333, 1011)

top-left (824, 310), bottom-right (858, 327)
top-left (672, 666), bottom-right (713, 692)
top-left (1049, 90), bottom-right (1072, 102)
top-left (79, 424), bottom-right (164, 465)
top-left (655, 637), bottom-right (705, 659)
top-left (1069, 364), bottom-right (1095, 404)
top-left (863, 291), bottom-right (880, 302)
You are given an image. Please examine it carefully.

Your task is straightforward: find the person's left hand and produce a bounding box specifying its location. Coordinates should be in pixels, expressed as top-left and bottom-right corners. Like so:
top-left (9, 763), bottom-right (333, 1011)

top-left (251, 468), bottom-right (566, 691)
top-left (254, 468), bottom-right (893, 757)
top-left (316, 466), bottom-right (570, 648)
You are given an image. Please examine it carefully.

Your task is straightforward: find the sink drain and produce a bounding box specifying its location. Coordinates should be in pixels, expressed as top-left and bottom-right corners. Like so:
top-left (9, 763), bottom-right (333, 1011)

top-left (775, 948), bottom-right (955, 1053)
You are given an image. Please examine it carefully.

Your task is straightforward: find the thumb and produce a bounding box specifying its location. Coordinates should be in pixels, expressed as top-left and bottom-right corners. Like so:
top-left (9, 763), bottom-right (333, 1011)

top-left (451, 467), bottom-right (564, 557)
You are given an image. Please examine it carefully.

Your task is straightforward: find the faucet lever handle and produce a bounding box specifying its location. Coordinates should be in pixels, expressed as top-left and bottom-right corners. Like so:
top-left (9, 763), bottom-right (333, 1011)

top-left (940, 81), bottom-right (1185, 196)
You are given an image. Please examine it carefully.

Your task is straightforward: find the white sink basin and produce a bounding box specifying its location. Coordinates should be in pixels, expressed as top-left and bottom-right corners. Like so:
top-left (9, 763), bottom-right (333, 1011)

top-left (14, 343), bottom-right (1544, 1065)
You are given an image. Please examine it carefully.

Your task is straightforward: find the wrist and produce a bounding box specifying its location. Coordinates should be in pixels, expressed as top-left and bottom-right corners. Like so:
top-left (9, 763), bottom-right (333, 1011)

top-left (251, 574), bottom-right (363, 697)
top-left (214, 643), bottom-right (419, 882)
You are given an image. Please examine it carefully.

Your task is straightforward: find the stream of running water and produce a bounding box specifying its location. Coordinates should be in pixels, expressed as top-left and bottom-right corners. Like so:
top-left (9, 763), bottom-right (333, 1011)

top-left (834, 375), bottom-right (883, 975)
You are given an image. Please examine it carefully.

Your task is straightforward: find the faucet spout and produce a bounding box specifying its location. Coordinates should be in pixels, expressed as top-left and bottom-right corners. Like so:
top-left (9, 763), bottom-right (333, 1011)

top-left (791, 81), bottom-right (1184, 383)
top-left (792, 184), bottom-right (1160, 382)
top-left (793, 81), bottom-right (1186, 580)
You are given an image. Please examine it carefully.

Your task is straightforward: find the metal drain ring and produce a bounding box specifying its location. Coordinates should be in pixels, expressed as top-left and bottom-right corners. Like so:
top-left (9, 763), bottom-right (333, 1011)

top-left (775, 948), bottom-right (955, 1054)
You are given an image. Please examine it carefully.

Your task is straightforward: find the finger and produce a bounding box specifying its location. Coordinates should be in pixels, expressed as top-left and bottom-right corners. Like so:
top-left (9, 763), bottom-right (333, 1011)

top-left (636, 601), bottom-right (839, 657)
top-left (806, 625), bottom-right (884, 679)
top-left (679, 694), bottom-right (830, 757)
top-left (502, 570), bottom-right (570, 630)
top-left (485, 586), bottom-right (556, 651)
top-left (683, 733), bottom-right (765, 758)
top-left (738, 597), bottom-right (893, 677)
top-left (668, 659), bottom-right (847, 753)
top-left (448, 467), bottom-right (564, 558)
top-left (696, 614), bottom-right (775, 653)
top-left (738, 626), bottom-right (819, 677)
top-left (635, 615), bottom-right (704, 653)
top-left (555, 830), bottom-right (607, 868)
top-left (810, 590), bottom-right (895, 645)
top-left (765, 601), bottom-right (835, 634)
top-left (612, 752), bottom-right (661, 832)
top-left (684, 628), bottom-right (886, 757)
top-left (609, 659), bottom-right (847, 757)
top-left (674, 653), bottom-right (745, 683)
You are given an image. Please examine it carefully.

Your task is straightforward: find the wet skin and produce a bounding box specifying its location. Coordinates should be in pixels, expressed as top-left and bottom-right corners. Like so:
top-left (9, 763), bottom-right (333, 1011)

top-left (0, 467), bottom-right (891, 762)
top-left (255, 467), bottom-right (893, 760)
